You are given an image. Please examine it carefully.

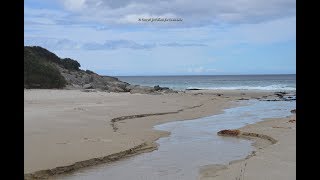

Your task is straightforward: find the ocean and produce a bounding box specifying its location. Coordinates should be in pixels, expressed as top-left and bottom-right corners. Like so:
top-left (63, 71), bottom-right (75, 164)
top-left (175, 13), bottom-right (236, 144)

top-left (117, 74), bottom-right (296, 91)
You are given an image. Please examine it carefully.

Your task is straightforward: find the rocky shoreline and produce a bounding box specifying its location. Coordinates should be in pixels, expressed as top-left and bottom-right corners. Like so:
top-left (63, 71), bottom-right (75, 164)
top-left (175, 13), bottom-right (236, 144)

top-left (58, 63), bottom-right (178, 94)
top-left (25, 46), bottom-right (177, 94)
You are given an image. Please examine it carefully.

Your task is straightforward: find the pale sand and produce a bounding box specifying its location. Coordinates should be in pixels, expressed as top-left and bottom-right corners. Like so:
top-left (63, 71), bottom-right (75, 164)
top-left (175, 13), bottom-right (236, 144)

top-left (199, 115), bottom-right (296, 180)
top-left (24, 89), bottom-right (275, 177)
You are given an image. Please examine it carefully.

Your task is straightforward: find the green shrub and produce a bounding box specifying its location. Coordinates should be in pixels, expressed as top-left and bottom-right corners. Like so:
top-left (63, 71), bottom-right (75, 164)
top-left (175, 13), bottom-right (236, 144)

top-left (61, 58), bottom-right (81, 70)
top-left (85, 70), bottom-right (95, 74)
top-left (24, 47), bottom-right (67, 89)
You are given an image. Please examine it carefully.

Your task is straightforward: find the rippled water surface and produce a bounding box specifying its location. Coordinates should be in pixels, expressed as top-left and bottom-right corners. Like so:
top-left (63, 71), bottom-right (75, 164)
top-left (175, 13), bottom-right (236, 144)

top-left (117, 75), bottom-right (296, 91)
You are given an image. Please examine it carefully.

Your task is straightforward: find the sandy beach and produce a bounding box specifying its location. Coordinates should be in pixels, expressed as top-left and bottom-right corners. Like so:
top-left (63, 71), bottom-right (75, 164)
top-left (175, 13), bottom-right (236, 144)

top-left (24, 89), bottom-right (293, 179)
top-left (200, 115), bottom-right (296, 180)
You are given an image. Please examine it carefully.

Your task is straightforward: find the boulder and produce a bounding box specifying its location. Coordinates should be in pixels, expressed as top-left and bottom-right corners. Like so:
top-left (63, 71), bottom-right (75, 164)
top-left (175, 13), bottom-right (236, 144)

top-left (186, 88), bottom-right (202, 90)
top-left (125, 85), bottom-right (139, 91)
top-left (154, 85), bottom-right (161, 91)
top-left (81, 89), bottom-right (97, 92)
top-left (130, 86), bottom-right (155, 94)
top-left (83, 83), bottom-right (93, 89)
top-left (154, 85), bottom-right (170, 91)
top-left (107, 86), bottom-right (126, 93)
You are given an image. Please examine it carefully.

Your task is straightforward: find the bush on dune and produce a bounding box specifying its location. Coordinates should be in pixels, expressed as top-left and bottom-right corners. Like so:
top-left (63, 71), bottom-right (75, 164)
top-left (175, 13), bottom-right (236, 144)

top-left (60, 58), bottom-right (81, 71)
top-left (24, 47), bottom-right (67, 89)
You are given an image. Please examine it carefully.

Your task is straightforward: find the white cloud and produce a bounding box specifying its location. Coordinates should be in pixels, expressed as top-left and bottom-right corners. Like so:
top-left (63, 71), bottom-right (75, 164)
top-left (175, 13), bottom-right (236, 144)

top-left (187, 67), bottom-right (219, 73)
top-left (58, 0), bottom-right (295, 27)
top-left (24, 0), bottom-right (296, 75)
top-left (24, 37), bottom-right (81, 50)
top-left (24, 37), bottom-right (208, 50)
top-left (62, 0), bottom-right (87, 11)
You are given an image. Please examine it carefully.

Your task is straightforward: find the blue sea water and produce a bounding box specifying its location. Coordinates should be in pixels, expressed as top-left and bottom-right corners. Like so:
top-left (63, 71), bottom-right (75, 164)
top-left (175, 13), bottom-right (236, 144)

top-left (117, 74), bottom-right (296, 91)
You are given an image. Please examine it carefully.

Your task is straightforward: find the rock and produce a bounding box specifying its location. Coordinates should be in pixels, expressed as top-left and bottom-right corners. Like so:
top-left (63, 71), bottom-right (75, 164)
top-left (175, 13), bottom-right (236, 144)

top-left (154, 85), bottom-right (161, 91)
top-left (186, 88), bottom-right (202, 90)
top-left (25, 46), bottom-right (178, 93)
top-left (130, 86), bottom-right (155, 94)
top-left (290, 109), bottom-right (296, 114)
top-left (83, 83), bottom-right (93, 89)
top-left (275, 94), bottom-right (284, 98)
top-left (113, 82), bottom-right (130, 90)
top-left (107, 86), bottom-right (126, 93)
top-left (57, 63), bottom-right (176, 94)
top-left (81, 89), bottom-right (97, 92)
top-left (217, 129), bottom-right (241, 136)
top-left (128, 85), bottom-right (175, 94)
top-left (162, 89), bottom-right (178, 94)
top-left (288, 119), bottom-right (296, 123)
top-left (125, 85), bottom-right (139, 91)
top-left (102, 76), bottom-right (119, 82)
top-left (260, 99), bottom-right (281, 101)
top-left (275, 91), bottom-right (287, 95)
top-left (57, 65), bottom-right (132, 92)
top-left (274, 91), bottom-right (287, 98)
top-left (154, 85), bottom-right (170, 91)
top-left (72, 84), bottom-right (81, 88)
top-left (238, 98), bottom-right (249, 100)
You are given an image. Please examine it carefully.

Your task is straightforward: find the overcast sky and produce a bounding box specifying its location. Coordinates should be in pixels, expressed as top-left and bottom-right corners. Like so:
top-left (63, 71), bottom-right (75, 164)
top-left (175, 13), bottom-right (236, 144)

top-left (24, 0), bottom-right (296, 76)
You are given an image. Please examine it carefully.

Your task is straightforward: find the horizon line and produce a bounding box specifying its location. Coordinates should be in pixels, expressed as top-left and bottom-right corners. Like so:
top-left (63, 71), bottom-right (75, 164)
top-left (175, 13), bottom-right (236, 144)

top-left (106, 73), bottom-right (296, 77)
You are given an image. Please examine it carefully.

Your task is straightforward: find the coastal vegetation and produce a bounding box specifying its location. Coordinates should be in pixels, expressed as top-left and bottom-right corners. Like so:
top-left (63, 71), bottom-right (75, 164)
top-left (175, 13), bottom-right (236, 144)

top-left (24, 46), bottom-right (175, 94)
top-left (24, 46), bottom-right (67, 88)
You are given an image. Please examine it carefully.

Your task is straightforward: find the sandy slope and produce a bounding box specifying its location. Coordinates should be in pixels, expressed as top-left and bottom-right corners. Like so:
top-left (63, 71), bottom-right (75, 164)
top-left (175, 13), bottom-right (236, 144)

top-left (24, 89), bottom-right (274, 176)
top-left (199, 115), bottom-right (296, 180)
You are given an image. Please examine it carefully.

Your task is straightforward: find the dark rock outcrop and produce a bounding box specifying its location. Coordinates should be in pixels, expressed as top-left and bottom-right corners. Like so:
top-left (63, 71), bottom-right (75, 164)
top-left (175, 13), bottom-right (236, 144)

top-left (130, 86), bottom-right (155, 94)
top-left (258, 92), bottom-right (296, 102)
top-left (217, 129), bottom-right (241, 136)
top-left (24, 46), bottom-right (177, 94)
top-left (186, 88), bottom-right (202, 90)
top-left (154, 85), bottom-right (170, 91)
top-left (274, 92), bottom-right (286, 98)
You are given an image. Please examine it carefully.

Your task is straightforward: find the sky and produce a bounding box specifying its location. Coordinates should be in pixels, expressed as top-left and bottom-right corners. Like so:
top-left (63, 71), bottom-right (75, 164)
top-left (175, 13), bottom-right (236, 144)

top-left (24, 0), bottom-right (296, 76)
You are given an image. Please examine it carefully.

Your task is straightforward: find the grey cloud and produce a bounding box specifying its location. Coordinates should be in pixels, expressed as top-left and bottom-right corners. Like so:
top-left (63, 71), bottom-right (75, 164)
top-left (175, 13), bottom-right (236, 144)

top-left (82, 40), bottom-right (207, 50)
top-left (24, 37), bottom-right (207, 50)
top-left (60, 0), bottom-right (295, 26)
top-left (83, 40), bottom-right (156, 50)
top-left (24, 38), bottom-right (80, 50)
top-left (161, 42), bottom-right (207, 47)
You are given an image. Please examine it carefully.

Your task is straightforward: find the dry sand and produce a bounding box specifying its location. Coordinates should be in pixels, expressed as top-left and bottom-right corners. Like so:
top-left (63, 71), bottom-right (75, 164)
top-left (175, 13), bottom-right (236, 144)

top-left (24, 89), bottom-right (280, 178)
top-left (199, 115), bottom-right (296, 180)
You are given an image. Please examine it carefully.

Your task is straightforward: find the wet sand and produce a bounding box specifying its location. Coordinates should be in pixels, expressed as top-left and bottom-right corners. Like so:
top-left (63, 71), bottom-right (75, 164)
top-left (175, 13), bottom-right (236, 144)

top-left (199, 115), bottom-right (296, 180)
top-left (55, 99), bottom-right (294, 180)
top-left (24, 89), bottom-right (281, 178)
